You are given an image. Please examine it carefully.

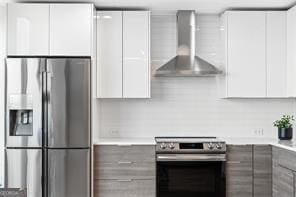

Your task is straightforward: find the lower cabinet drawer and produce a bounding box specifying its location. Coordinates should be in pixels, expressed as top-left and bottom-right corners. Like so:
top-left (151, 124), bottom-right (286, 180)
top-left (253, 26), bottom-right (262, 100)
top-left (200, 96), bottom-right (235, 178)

top-left (95, 162), bottom-right (155, 180)
top-left (94, 179), bottom-right (155, 197)
top-left (94, 145), bottom-right (155, 163)
top-left (278, 151), bottom-right (296, 172)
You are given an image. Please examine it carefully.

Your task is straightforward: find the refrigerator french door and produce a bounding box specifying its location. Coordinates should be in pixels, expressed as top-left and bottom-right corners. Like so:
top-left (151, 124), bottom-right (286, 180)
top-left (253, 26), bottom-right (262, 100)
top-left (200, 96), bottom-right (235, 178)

top-left (5, 58), bottom-right (43, 197)
top-left (45, 58), bottom-right (90, 197)
top-left (5, 58), bottom-right (90, 197)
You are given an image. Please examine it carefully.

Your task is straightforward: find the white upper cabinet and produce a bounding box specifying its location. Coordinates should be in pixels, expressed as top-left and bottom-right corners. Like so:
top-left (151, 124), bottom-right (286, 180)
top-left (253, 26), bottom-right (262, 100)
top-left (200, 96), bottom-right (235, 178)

top-left (49, 4), bottom-right (93, 56)
top-left (226, 11), bottom-right (266, 98)
top-left (7, 3), bottom-right (93, 56)
top-left (97, 11), bottom-right (123, 98)
top-left (7, 4), bottom-right (49, 56)
top-left (123, 11), bottom-right (150, 98)
top-left (266, 11), bottom-right (287, 97)
top-left (96, 11), bottom-right (150, 99)
top-left (221, 11), bottom-right (288, 98)
top-left (287, 6), bottom-right (296, 97)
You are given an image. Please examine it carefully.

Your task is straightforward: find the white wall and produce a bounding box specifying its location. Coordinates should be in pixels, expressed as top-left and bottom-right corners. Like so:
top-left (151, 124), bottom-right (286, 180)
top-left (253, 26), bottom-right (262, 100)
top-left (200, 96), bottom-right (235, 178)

top-left (95, 13), bottom-right (296, 140)
top-left (0, 3), bottom-right (6, 187)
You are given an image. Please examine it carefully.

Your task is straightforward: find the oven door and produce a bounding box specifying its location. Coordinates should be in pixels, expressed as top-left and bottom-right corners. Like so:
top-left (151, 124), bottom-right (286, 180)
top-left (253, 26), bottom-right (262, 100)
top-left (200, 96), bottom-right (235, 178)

top-left (156, 154), bottom-right (226, 197)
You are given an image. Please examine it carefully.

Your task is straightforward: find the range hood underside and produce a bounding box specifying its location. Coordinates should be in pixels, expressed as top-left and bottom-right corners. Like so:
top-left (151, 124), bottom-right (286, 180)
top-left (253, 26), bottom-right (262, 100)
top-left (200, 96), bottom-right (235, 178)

top-left (155, 55), bottom-right (223, 77)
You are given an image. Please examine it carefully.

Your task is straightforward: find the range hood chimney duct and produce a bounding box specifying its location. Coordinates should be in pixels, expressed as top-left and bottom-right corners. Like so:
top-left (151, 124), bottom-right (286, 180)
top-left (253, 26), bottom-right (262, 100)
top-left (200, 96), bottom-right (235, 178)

top-left (155, 10), bottom-right (222, 77)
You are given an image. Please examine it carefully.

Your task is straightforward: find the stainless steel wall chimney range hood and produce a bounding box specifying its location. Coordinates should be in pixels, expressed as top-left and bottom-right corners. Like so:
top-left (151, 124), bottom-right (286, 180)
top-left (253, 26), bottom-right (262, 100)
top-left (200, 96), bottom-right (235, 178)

top-left (155, 10), bottom-right (222, 77)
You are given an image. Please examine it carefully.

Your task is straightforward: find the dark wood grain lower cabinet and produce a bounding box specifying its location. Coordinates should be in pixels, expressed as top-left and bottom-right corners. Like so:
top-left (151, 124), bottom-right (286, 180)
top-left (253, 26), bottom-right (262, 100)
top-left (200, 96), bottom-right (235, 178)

top-left (94, 179), bottom-right (155, 197)
top-left (226, 145), bottom-right (253, 197)
top-left (276, 166), bottom-right (294, 197)
top-left (253, 145), bottom-right (272, 197)
top-left (272, 147), bottom-right (280, 197)
top-left (272, 146), bottom-right (296, 197)
top-left (93, 145), bottom-right (156, 197)
top-left (294, 172), bottom-right (296, 197)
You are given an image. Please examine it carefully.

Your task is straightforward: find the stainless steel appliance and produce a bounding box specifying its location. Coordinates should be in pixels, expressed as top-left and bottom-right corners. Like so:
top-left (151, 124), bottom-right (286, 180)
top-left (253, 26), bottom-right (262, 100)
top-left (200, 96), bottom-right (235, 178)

top-left (154, 10), bottom-right (222, 77)
top-left (156, 137), bottom-right (226, 197)
top-left (4, 58), bottom-right (90, 197)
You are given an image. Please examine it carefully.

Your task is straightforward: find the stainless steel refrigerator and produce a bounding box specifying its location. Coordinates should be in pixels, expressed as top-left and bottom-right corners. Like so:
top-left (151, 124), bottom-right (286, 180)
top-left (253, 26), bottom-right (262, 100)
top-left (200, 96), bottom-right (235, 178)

top-left (4, 58), bottom-right (90, 197)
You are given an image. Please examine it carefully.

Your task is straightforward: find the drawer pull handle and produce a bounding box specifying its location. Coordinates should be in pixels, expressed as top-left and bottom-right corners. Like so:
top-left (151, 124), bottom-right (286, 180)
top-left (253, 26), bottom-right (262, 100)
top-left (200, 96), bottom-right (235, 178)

top-left (117, 144), bottom-right (132, 147)
top-left (118, 161), bottom-right (133, 164)
top-left (116, 179), bottom-right (132, 182)
top-left (227, 161), bottom-right (241, 164)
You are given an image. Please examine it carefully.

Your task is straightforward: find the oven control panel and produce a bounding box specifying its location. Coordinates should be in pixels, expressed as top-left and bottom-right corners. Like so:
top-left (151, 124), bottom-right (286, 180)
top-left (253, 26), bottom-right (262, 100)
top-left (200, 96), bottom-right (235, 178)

top-left (156, 141), bottom-right (226, 153)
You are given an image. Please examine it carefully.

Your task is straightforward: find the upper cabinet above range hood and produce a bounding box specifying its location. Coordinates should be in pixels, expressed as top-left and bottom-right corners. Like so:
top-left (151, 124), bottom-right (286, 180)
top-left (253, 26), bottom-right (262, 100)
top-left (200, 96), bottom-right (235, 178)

top-left (155, 10), bottom-right (222, 77)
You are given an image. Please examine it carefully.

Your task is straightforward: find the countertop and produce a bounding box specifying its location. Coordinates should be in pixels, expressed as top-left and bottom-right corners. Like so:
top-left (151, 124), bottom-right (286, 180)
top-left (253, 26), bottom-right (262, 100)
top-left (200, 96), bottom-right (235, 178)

top-left (223, 137), bottom-right (296, 152)
top-left (93, 137), bottom-right (296, 152)
top-left (93, 138), bottom-right (156, 145)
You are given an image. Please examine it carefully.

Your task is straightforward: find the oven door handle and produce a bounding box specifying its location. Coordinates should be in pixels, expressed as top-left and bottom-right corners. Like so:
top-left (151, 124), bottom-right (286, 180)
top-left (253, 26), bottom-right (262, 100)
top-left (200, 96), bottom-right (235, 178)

top-left (156, 154), bottom-right (226, 161)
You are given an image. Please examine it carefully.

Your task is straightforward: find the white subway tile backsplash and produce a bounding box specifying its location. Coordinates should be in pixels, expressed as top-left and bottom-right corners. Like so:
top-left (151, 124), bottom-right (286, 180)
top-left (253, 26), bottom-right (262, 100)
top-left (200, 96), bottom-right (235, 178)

top-left (96, 13), bottom-right (296, 140)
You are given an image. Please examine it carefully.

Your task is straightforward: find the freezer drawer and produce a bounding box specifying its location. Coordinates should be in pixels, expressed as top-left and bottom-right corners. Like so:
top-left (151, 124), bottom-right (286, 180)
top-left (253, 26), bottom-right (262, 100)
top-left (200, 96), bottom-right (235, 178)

top-left (5, 149), bottom-right (42, 197)
top-left (47, 149), bottom-right (90, 197)
top-left (46, 58), bottom-right (90, 148)
top-left (6, 58), bottom-right (44, 148)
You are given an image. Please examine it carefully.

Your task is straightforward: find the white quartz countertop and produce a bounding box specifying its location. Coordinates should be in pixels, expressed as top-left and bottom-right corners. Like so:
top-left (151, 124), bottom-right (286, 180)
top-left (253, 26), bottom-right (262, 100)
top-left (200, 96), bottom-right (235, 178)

top-left (222, 137), bottom-right (279, 145)
top-left (270, 140), bottom-right (296, 152)
top-left (222, 137), bottom-right (296, 152)
top-left (93, 137), bottom-right (296, 152)
top-left (93, 138), bottom-right (156, 145)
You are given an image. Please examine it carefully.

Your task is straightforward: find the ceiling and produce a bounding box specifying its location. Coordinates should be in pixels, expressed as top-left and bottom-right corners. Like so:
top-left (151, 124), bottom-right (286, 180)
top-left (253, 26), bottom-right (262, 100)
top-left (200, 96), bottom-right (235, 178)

top-left (5, 0), bottom-right (296, 13)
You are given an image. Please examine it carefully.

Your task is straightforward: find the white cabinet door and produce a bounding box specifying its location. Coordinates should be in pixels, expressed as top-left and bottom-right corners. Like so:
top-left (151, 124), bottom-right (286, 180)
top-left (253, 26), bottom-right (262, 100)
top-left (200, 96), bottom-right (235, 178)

top-left (49, 4), bottom-right (93, 56)
top-left (7, 4), bottom-right (49, 56)
top-left (123, 11), bottom-right (150, 98)
top-left (266, 11), bottom-right (287, 97)
top-left (97, 11), bottom-right (123, 98)
top-left (227, 11), bottom-right (266, 97)
top-left (287, 6), bottom-right (296, 97)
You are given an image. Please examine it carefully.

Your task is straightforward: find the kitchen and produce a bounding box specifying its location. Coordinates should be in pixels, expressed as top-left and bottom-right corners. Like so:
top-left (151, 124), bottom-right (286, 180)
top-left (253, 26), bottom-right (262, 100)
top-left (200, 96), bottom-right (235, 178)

top-left (1, 0), bottom-right (296, 197)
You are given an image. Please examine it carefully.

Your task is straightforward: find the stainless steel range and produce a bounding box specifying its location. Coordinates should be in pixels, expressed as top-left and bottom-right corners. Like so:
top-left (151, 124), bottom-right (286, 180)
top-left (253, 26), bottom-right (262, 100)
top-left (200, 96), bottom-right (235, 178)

top-left (156, 137), bottom-right (226, 197)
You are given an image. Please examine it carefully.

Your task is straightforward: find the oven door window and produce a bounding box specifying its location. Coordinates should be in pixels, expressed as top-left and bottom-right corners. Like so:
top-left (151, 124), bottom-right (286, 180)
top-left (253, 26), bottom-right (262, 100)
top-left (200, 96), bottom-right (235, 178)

top-left (157, 161), bottom-right (225, 197)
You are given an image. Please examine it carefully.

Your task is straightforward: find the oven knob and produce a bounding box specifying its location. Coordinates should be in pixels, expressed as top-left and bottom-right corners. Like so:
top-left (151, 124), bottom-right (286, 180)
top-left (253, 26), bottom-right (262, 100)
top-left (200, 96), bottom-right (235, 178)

top-left (216, 143), bottom-right (223, 149)
top-left (208, 143), bottom-right (214, 149)
top-left (160, 143), bottom-right (167, 149)
top-left (169, 143), bottom-right (175, 149)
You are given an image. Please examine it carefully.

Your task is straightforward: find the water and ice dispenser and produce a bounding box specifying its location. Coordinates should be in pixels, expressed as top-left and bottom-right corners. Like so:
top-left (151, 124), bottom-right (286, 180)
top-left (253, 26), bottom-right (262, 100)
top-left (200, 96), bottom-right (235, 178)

top-left (9, 110), bottom-right (33, 136)
top-left (8, 94), bottom-right (33, 136)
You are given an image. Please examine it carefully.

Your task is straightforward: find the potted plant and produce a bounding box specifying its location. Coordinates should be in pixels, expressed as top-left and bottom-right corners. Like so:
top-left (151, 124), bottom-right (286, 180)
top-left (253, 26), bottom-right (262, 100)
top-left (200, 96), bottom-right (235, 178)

top-left (273, 115), bottom-right (295, 140)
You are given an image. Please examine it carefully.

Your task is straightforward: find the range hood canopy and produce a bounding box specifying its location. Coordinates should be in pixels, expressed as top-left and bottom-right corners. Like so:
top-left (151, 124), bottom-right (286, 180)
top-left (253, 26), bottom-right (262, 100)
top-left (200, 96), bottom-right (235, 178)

top-left (155, 10), bottom-right (222, 77)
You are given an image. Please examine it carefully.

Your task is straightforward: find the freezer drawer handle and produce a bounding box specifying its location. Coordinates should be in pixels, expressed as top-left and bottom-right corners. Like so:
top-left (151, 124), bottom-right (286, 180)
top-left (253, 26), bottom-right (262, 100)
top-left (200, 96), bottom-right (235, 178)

top-left (118, 161), bottom-right (133, 164)
top-left (117, 144), bottom-right (132, 147)
top-left (227, 161), bottom-right (241, 164)
top-left (116, 179), bottom-right (133, 182)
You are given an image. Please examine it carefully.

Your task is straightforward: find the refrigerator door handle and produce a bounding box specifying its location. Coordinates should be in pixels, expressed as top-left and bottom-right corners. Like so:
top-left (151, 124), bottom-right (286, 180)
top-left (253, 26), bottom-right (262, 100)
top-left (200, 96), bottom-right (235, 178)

top-left (45, 70), bottom-right (52, 148)
top-left (42, 71), bottom-right (47, 147)
top-left (46, 71), bottom-right (52, 103)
